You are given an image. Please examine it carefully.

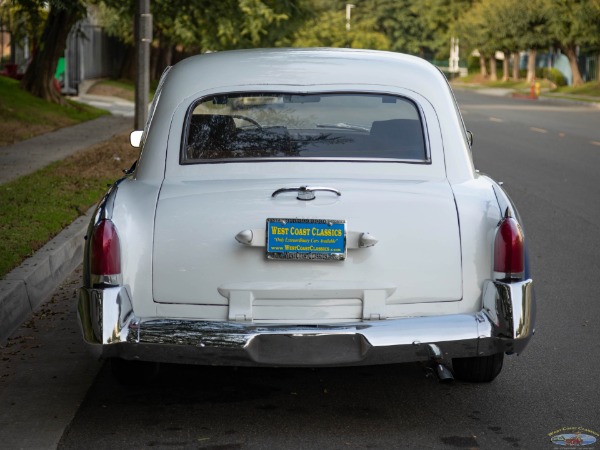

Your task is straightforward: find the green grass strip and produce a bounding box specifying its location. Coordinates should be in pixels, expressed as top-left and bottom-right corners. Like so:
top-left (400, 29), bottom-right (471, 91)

top-left (0, 159), bottom-right (113, 278)
top-left (0, 76), bottom-right (107, 125)
top-left (552, 82), bottom-right (600, 97)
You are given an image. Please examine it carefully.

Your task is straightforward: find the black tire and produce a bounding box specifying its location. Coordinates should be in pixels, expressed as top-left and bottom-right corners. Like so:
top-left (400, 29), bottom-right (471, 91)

top-left (452, 353), bottom-right (504, 383)
top-left (109, 358), bottom-right (160, 386)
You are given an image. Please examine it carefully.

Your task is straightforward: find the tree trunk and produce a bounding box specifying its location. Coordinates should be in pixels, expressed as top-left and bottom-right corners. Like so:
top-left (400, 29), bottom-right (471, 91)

top-left (562, 44), bottom-right (584, 87)
top-left (512, 52), bottom-right (520, 80)
top-left (119, 45), bottom-right (136, 80)
top-left (502, 54), bottom-right (509, 81)
top-left (164, 45), bottom-right (174, 68)
top-left (489, 55), bottom-right (497, 81)
top-left (150, 43), bottom-right (159, 82)
top-left (526, 49), bottom-right (536, 83)
top-left (20, 4), bottom-right (83, 104)
top-left (479, 55), bottom-right (488, 78)
top-left (154, 41), bottom-right (173, 80)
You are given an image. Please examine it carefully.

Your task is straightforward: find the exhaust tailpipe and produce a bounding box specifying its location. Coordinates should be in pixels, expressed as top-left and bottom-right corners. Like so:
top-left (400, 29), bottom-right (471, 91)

top-left (427, 344), bottom-right (454, 383)
top-left (434, 363), bottom-right (454, 382)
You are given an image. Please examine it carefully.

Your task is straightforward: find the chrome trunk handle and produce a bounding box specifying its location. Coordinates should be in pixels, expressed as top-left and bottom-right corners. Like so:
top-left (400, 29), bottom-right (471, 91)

top-left (271, 186), bottom-right (341, 201)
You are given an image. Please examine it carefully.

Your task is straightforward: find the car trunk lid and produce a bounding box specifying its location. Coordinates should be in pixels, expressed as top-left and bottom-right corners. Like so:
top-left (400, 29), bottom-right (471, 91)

top-left (152, 177), bottom-right (462, 321)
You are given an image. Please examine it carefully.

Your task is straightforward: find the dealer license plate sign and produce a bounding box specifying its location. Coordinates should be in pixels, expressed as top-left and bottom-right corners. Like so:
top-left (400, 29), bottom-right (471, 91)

top-left (266, 218), bottom-right (347, 261)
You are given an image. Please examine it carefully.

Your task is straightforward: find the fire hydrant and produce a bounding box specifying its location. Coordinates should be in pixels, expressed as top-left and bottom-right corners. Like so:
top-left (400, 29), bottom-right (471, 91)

top-left (530, 78), bottom-right (540, 99)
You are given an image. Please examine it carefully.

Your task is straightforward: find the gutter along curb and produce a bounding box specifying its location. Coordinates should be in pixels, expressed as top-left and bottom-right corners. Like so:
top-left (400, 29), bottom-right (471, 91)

top-left (0, 207), bottom-right (94, 343)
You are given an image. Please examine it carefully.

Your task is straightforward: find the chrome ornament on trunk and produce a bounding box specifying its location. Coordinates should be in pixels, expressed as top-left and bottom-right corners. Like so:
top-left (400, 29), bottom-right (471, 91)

top-left (271, 186), bottom-right (342, 201)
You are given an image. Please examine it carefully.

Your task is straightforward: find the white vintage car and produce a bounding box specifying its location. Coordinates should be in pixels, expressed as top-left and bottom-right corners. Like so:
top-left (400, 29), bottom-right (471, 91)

top-left (78, 48), bottom-right (535, 383)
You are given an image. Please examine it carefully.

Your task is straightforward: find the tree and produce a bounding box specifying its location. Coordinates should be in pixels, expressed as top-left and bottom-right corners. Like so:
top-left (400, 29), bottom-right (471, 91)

top-left (456, 0), bottom-right (497, 79)
top-left (18, 0), bottom-right (86, 103)
top-left (511, 0), bottom-right (550, 83)
top-left (362, 0), bottom-right (473, 59)
top-left (363, 0), bottom-right (429, 56)
top-left (96, 0), bottom-right (311, 79)
top-left (418, 0), bottom-right (474, 60)
top-left (292, 6), bottom-right (389, 50)
top-left (545, 0), bottom-right (600, 86)
top-left (157, 0), bottom-right (310, 52)
top-left (486, 0), bottom-right (524, 81)
top-left (0, 1), bottom-right (48, 61)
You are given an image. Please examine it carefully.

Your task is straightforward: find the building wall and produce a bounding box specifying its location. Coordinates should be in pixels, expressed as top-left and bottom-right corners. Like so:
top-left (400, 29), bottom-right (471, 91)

top-left (63, 19), bottom-right (127, 94)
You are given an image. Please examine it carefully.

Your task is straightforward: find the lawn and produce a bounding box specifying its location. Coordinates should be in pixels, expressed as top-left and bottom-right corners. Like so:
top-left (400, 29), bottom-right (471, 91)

top-left (453, 73), bottom-right (600, 98)
top-left (0, 76), bottom-right (108, 147)
top-left (87, 78), bottom-right (158, 102)
top-left (550, 81), bottom-right (600, 97)
top-left (0, 75), bottom-right (146, 278)
top-left (453, 74), bottom-right (556, 91)
top-left (0, 132), bottom-right (138, 278)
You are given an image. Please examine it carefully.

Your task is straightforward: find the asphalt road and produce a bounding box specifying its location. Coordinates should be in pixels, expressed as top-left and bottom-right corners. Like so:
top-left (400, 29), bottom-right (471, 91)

top-left (3, 90), bottom-right (600, 449)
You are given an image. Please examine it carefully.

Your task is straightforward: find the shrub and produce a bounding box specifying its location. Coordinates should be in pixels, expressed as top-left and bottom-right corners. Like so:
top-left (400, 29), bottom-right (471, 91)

top-left (518, 67), bottom-right (567, 86)
top-left (467, 56), bottom-right (480, 74)
top-left (542, 67), bottom-right (567, 86)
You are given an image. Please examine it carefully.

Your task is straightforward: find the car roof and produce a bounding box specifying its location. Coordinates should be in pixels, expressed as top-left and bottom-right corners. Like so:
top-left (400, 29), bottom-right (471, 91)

top-left (138, 48), bottom-right (475, 184)
top-left (164, 48), bottom-right (447, 98)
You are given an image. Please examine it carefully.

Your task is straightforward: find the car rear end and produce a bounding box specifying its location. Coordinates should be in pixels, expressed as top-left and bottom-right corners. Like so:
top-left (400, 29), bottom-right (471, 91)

top-left (78, 49), bottom-right (535, 382)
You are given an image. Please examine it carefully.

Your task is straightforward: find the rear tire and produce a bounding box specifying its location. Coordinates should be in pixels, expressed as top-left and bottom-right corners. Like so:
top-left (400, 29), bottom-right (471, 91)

top-left (109, 358), bottom-right (160, 386)
top-left (452, 353), bottom-right (504, 383)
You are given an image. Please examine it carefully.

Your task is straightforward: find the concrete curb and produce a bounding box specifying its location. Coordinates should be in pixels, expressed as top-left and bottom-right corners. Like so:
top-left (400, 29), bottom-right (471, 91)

top-left (0, 207), bottom-right (94, 343)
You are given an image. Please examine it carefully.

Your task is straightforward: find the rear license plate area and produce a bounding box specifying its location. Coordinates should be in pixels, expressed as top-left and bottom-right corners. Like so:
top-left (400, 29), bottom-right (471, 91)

top-left (266, 218), bottom-right (346, 261)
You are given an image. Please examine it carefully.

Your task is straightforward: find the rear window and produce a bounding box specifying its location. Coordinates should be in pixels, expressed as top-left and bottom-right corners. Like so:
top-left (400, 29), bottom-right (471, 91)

top-left (181, 92), bottom-right (428, 163)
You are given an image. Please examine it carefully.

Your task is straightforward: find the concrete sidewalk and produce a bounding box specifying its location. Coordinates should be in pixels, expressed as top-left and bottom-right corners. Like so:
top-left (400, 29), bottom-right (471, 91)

top-left (0, 115), bottom-right (131, 184)
top-left (0, 92), bottom-right (135, 343)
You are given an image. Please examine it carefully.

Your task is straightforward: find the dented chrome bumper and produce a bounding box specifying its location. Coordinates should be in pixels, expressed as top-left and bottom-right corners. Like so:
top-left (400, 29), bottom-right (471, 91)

top-left (77, 279), bottom-right (535, 366)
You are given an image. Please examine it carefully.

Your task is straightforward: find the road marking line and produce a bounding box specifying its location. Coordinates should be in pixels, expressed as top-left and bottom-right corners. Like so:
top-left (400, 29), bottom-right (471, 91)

top-left (489, 117), bottom-right (503, 122)
top-left (591, 141), bottom-right (600, 147)
top-left (530, 127), bottom-right (548, 133)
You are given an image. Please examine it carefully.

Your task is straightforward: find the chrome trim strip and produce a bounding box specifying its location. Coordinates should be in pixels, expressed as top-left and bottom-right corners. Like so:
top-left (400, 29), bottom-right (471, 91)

top-left (179, 156), bottom-right (432, 165)
top-left (91, 274), bottom-right (123, 287)
top-left (78, 279), bottom-right (534, 366)
top-left (493, 271), bottom-right (525, 282)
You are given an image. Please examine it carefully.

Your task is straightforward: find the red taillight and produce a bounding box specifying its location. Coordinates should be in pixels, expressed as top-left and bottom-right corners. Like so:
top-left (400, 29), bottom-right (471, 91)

top-left (494, 217), bottom-right (524, 279)
top-left (91, 219), bottom-right (121, 275)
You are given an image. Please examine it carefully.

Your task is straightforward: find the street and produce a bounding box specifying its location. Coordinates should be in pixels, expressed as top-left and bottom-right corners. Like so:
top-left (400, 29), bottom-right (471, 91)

top-left (2, 90), bottom-right (600, 449)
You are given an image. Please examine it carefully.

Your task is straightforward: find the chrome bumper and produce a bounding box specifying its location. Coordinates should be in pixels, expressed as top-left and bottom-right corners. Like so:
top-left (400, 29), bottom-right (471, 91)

top-left (77, 279), bottom-right (535, 366)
